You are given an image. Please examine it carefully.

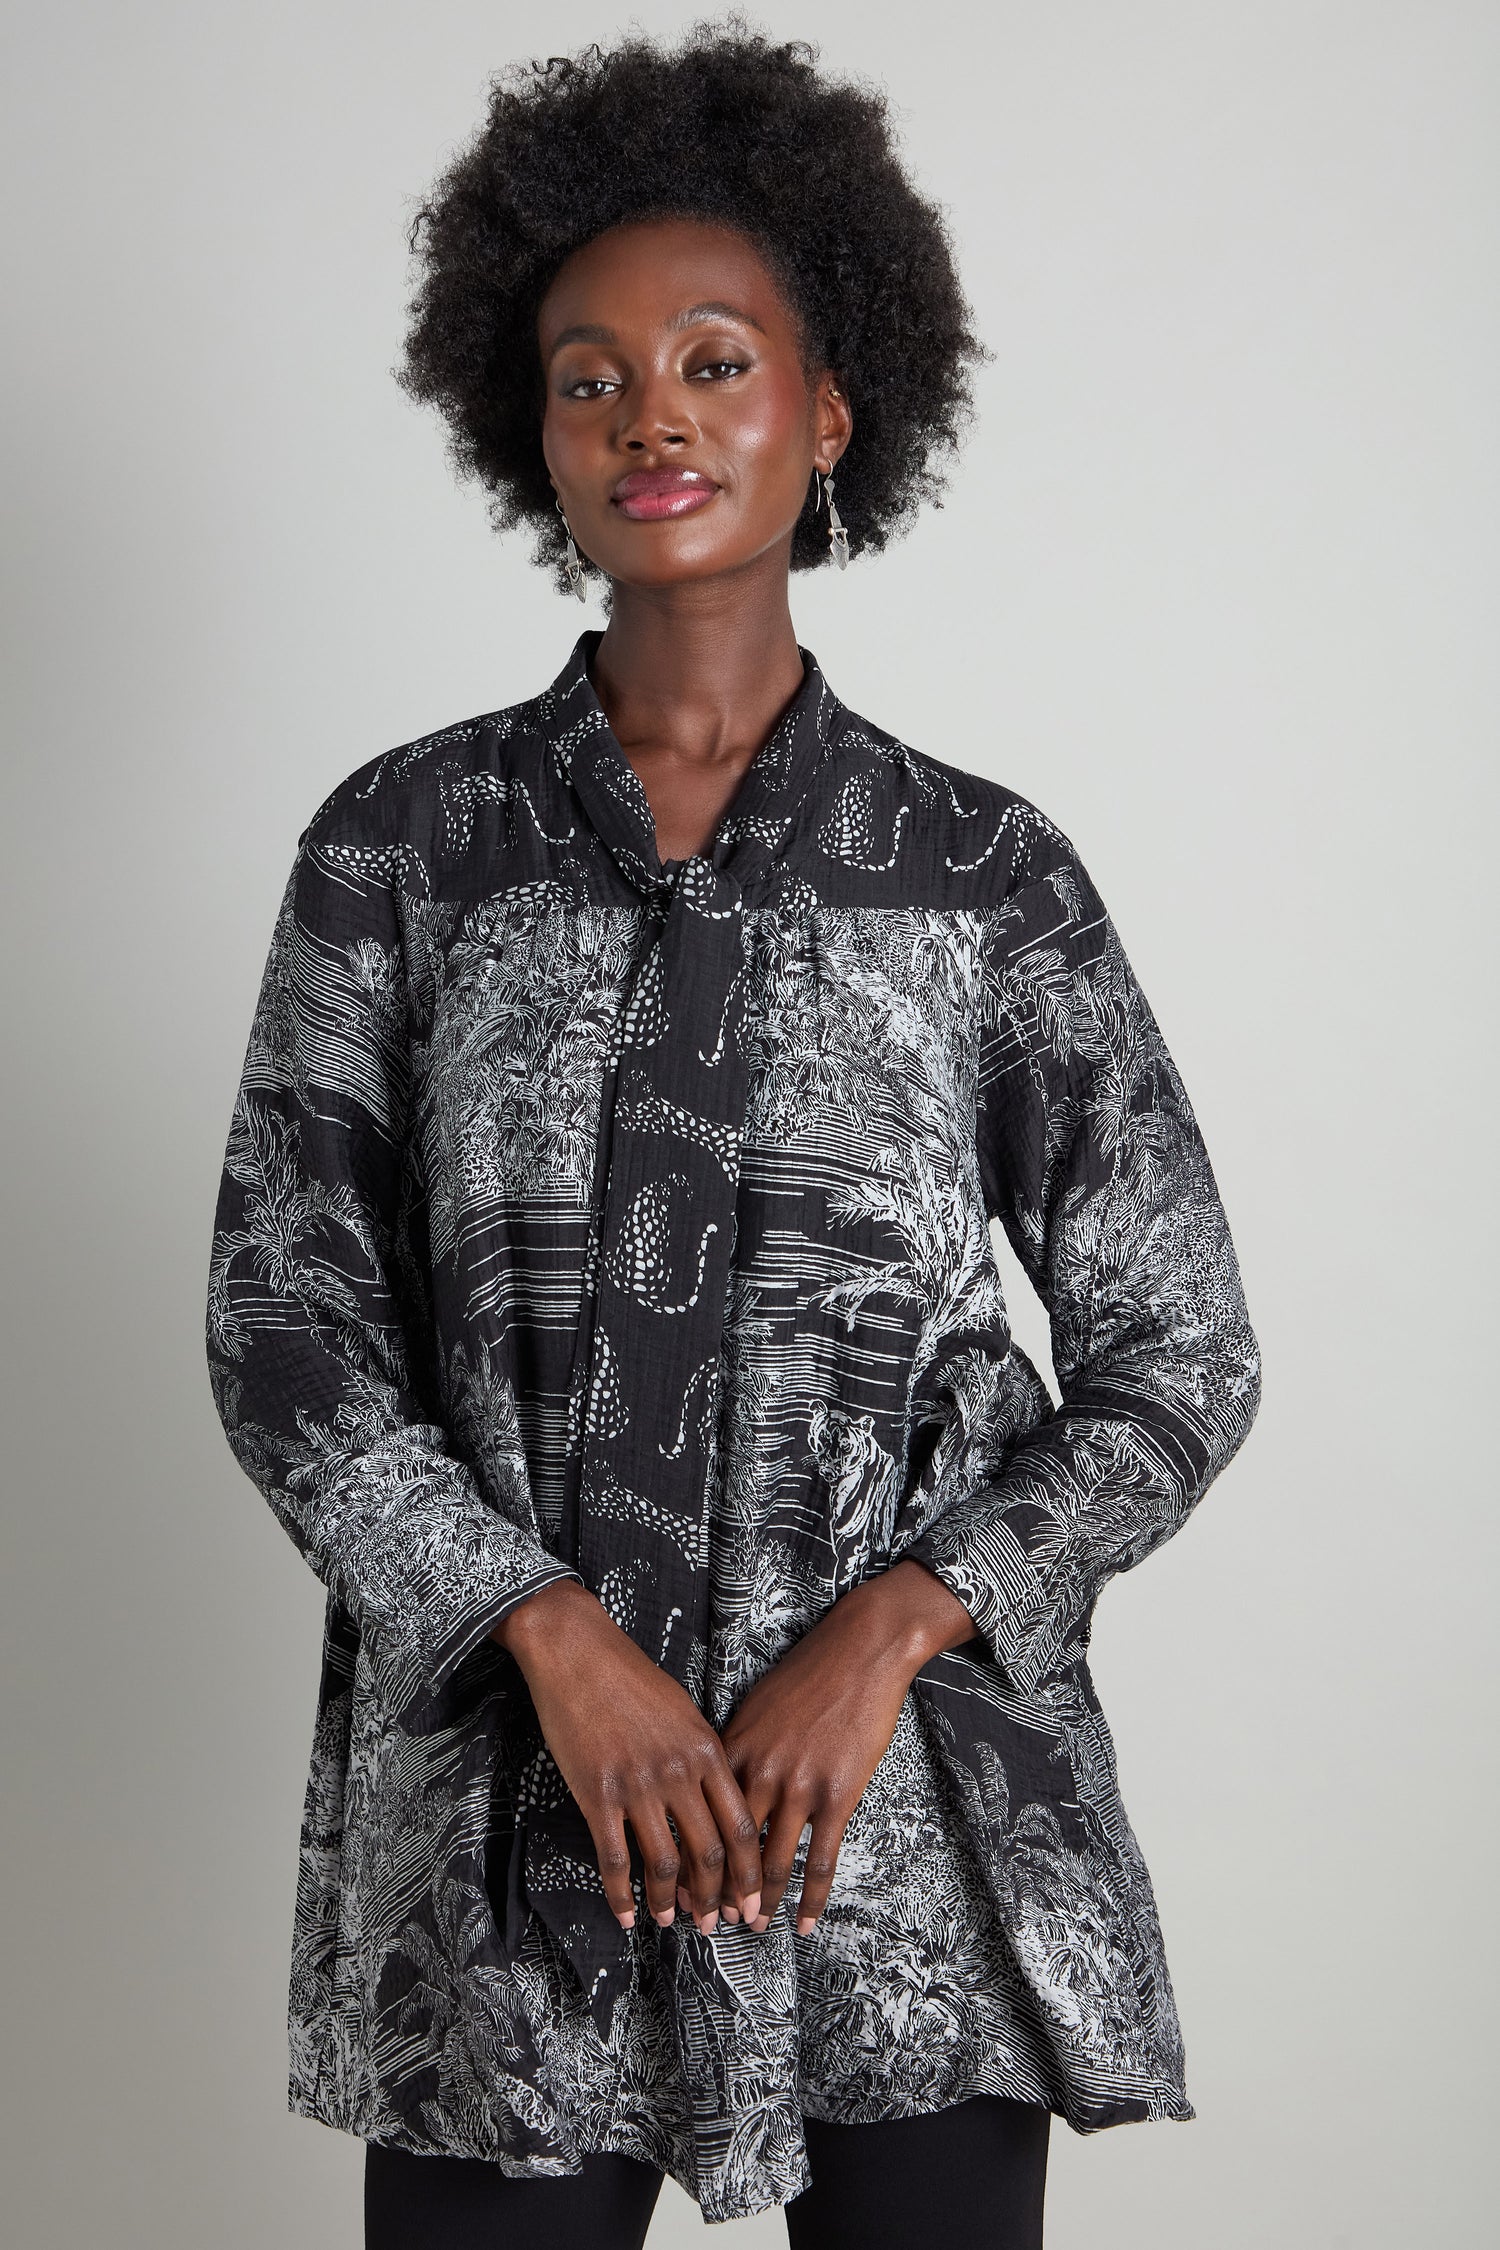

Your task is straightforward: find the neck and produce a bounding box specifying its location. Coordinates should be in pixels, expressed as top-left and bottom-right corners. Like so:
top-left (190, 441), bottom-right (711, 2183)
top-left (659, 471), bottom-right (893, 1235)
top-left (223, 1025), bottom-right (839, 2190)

top-left (588, 565), bottom-right (807, 767)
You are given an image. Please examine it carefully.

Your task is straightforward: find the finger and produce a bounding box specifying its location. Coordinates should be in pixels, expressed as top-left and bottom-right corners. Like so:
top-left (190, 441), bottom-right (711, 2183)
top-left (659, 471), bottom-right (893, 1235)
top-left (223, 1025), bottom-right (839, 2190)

top-left (669, 1787), bottom-right (729, 1933)
top-left (794, 1806), bottom-right (848, 1935)
top-left (723, 1737), bottom-right (779, 1842)
top-left (754, 1799), bottom-right (811, 1932)
top-left (701, 1762), bottom-right (764, 1926)
top-left (627, 1803), bottom-right (680, 1926)
top-left (583, 1802), bottom-right (637, 1929)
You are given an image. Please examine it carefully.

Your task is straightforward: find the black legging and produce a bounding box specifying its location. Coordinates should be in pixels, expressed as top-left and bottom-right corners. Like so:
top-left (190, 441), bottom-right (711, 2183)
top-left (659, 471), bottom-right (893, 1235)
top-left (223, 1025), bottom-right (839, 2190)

top-left (364, 2092), bottom-right (1051, 2248)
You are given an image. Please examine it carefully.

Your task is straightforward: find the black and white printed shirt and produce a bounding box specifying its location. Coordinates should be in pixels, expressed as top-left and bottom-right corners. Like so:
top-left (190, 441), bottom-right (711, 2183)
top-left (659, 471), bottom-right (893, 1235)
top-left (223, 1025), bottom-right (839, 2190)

top-left (206, 628), bottom-right (1261, 2223)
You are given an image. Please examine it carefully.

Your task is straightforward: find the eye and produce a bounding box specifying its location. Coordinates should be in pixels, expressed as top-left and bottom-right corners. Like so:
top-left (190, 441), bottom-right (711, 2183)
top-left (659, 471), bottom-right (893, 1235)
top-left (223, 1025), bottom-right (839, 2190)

top-left (561, 376), bottom-right (620, 401)
top-left (692, 359), bottom-right (748, 381)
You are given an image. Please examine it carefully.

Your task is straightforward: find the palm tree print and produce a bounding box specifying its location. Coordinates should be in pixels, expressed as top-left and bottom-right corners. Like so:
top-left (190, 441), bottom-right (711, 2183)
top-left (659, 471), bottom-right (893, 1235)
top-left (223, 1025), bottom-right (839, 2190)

top-left (205, 629), bottom-right (1261, 2220)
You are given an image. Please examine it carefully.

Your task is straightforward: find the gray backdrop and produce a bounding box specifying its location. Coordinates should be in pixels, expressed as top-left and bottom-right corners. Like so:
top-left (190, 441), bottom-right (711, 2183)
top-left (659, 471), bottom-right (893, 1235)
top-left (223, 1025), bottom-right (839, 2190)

top-left (3, 3), bottom-right (1494, 2244)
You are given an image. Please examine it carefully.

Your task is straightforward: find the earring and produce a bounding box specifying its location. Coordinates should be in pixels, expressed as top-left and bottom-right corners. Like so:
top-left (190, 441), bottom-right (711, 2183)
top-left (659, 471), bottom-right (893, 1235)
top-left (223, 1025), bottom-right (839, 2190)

top-left (556, 496), bottom-right (588, 603)
top-left (818, 467), bottom-right (850, 571)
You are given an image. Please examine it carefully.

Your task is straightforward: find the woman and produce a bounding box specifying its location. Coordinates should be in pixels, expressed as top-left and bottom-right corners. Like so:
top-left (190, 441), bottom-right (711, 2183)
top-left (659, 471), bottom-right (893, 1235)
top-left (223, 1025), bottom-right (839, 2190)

top-left (206, 24), bottom-right (1262, 2248)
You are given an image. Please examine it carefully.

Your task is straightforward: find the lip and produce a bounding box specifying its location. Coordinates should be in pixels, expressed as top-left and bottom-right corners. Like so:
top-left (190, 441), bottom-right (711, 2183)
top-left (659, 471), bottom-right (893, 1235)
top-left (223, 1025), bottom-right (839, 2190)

top-left (610, 468), bottom-right (720, 522)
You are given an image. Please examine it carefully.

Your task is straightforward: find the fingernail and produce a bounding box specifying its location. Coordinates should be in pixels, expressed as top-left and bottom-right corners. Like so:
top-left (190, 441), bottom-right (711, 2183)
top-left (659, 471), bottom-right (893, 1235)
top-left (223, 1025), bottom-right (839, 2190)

top-left (654, 1908), bottom-right (675, 1927)
top-left (699, 1911), bottom-right (719, 1935)
top-left (721, 1904), bottom-right (741, 1923)
top-left (618, 1910), bottom-right (636, 1930)
top-left (796, 1915), bottom-right (816, 1936)
top-left (742, 1891), bottom-right (761, 1921)
top-left (751, 1913), bottom-right (771, 1932)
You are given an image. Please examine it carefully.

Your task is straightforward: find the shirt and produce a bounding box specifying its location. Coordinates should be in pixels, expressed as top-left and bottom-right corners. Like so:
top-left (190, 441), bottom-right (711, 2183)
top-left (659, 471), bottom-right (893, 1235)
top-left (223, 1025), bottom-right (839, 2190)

top-left (205, 627), bottom-right (1262, 2223)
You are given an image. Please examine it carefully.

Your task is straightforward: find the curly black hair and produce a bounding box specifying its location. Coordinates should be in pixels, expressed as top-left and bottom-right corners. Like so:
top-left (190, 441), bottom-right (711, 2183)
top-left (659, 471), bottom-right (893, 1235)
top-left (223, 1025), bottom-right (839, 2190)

top-left (395, 15), bottom-right (988, 595)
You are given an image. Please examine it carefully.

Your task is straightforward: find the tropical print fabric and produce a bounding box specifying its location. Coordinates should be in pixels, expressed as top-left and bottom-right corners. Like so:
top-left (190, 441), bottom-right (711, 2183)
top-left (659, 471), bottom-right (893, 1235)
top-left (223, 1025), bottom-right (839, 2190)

top-left (204, 629), bottom-right (1261, 2223)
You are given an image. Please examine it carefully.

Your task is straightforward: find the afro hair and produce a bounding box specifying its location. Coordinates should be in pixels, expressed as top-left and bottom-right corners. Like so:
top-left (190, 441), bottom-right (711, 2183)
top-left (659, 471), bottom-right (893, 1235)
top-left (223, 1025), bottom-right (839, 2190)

top-left (396, 15), bottom-right (988, 595)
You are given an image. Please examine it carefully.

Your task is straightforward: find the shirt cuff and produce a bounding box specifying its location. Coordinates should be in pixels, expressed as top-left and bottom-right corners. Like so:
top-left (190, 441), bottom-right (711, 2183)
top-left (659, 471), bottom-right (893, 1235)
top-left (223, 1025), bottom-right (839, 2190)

top-left (902, 1510), bottom-right (1081, 1698)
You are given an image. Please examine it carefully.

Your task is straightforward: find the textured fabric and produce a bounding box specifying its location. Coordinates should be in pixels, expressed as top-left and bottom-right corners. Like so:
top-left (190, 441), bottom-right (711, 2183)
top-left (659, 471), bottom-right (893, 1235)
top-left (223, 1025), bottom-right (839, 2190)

top-left (205, 628), bottom-right (1261, 2224)
top-left (516, 656), bottom-right (842, 2035)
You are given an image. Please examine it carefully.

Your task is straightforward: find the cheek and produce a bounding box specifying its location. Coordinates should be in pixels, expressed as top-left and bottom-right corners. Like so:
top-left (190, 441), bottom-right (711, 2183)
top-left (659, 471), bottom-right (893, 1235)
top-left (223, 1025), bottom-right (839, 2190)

top-left (541, 396), bottom-right (607, 497)
top-left (724, 384), bottom-right (814, 502)
top-left (539, 406), bottom-right (575, 483)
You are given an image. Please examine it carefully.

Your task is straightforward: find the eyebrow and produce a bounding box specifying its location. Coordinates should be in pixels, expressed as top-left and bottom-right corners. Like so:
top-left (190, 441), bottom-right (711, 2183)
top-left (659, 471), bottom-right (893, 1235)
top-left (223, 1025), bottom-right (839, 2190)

top-left (546, 301), bottom-right (768, 355)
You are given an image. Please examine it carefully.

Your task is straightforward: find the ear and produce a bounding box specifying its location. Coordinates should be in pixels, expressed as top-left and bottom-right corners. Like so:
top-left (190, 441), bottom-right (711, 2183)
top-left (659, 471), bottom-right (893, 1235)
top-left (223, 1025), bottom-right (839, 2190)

top-left (812, 371), bottom-right (854, 476)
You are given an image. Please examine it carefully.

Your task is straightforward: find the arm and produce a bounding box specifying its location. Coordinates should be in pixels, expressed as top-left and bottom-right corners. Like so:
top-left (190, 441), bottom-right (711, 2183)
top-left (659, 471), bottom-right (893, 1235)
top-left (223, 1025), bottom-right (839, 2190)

top-left (204, 813), bottom-right (581, 1721)
top-left (902, 848), bottom-right (1263, 1696)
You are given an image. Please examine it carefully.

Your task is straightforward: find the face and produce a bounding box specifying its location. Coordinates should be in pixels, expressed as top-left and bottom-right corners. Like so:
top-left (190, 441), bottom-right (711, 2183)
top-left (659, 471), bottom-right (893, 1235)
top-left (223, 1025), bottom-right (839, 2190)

top-left (537, 215), bottom-right (851, 590)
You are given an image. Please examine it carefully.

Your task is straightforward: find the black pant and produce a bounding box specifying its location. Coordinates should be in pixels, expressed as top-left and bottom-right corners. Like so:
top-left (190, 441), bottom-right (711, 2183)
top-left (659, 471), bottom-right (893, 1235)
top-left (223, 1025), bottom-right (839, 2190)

top-left (364, 2093), bottom-right (1051, 2248)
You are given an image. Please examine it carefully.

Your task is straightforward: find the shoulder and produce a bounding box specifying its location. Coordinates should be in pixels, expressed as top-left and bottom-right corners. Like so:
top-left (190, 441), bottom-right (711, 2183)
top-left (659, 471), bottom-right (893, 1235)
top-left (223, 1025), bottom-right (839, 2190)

top-left (293, 677), bottom-right (568, 863)
top-left (824, 699), bottom-right (1093, 910)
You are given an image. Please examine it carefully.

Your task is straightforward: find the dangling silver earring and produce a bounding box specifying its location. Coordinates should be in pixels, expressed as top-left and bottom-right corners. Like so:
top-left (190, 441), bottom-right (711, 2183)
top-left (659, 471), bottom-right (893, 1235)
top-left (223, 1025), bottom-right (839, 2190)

top-left (818, 467), bottom-right (850, 571)
top-left (556, 496), bottom-right (588, 603)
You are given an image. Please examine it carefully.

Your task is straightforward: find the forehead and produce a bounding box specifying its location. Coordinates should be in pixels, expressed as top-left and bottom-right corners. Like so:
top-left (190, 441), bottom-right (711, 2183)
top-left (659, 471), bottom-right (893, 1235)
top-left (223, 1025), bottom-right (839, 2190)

top-left (537, 216), bottom-right (801, 346)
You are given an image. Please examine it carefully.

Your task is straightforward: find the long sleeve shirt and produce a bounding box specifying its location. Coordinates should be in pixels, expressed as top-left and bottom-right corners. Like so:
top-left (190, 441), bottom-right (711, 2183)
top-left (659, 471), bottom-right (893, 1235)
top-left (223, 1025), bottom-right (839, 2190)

top-left (205, 628), bottom-right (1262, 2223)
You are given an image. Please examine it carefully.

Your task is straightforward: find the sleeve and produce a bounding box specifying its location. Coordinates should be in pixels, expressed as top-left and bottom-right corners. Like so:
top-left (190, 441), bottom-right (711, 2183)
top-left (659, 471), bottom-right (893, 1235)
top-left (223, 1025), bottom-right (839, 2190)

top-left (204, 813), bottom-right (582, 1719)
top-left (904, 847), bottom-right (1262, 1696)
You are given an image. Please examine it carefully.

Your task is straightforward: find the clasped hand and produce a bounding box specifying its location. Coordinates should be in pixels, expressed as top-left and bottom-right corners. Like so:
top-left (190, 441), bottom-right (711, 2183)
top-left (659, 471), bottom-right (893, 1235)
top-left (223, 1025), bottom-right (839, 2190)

top-left (492, 1561), bottom-right (976, 1937)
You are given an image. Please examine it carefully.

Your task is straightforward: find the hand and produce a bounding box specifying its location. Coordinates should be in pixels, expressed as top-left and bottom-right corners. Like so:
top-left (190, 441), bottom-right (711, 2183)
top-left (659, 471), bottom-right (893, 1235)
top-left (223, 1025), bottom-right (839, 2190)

top-left (492, 1580), bottom-right (763, 1934)
top-left (720, 1559), bottom-right (978, 1936)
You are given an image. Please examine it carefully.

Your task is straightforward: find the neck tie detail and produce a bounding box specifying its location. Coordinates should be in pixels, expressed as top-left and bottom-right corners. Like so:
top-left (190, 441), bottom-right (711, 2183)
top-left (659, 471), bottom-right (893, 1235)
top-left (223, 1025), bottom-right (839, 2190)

top-left (512, 632), bottom-right (842, 2034)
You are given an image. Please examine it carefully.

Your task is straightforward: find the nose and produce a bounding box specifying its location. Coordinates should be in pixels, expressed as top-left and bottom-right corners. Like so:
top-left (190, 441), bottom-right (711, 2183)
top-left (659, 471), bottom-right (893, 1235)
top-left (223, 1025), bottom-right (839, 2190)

top-left (613, 367), bottom-right (699, 454)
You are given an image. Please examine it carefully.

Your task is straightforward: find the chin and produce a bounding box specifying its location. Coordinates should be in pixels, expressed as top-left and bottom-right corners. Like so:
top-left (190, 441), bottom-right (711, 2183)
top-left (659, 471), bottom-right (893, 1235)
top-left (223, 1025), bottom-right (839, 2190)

top-left (597, 542), bottom-right (753, 590)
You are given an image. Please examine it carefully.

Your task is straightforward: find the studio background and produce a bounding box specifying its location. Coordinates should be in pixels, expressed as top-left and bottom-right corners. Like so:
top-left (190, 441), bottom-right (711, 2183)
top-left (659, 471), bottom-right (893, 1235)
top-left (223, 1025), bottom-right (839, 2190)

top-left (2, 3), bottom-right (1493, 2244)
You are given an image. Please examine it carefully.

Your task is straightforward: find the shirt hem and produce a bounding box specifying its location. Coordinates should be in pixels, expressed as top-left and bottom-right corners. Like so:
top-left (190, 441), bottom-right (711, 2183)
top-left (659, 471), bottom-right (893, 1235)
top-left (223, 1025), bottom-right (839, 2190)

top-left (291, 2058), bottom-right (1195, 2225)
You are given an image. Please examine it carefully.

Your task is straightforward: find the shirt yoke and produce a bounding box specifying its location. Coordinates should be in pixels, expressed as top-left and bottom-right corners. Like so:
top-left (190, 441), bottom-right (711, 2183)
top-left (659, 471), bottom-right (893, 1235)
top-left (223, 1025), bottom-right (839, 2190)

top-left (293, 685), bottom-right (1091, 919)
